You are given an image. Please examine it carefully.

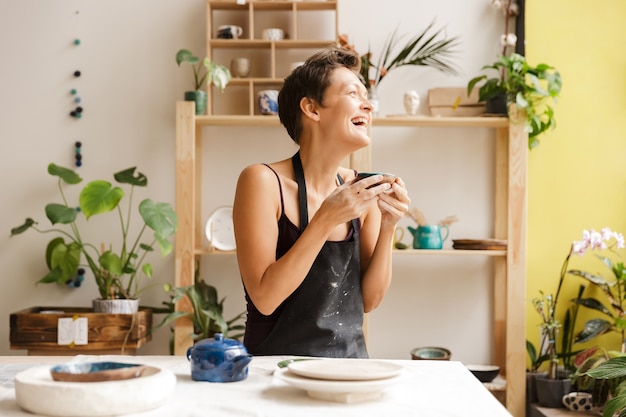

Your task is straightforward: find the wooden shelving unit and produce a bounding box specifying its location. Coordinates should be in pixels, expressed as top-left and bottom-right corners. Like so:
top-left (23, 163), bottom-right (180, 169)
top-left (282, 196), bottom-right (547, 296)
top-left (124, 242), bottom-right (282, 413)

top-left (205, 0), bottom-right (338, 116)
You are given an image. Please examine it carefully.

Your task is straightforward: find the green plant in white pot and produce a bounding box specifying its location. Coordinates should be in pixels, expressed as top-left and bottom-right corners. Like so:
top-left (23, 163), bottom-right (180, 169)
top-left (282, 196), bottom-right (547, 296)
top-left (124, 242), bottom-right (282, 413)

top-left (10, 164), bottom-right (178, 313)
top-left (176, 48), bottom-right (231, 115)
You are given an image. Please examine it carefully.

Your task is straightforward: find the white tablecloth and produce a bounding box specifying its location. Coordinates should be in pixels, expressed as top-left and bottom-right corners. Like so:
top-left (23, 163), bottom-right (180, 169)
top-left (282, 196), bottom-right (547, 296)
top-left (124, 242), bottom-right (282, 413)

top-left (0, 355), bottom-right (512, 417)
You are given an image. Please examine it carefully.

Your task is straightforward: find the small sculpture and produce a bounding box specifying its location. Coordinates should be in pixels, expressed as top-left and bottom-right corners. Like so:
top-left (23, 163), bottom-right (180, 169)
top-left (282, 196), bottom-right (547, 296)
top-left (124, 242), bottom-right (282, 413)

top-left (403, 90), bottom-right (420, 116)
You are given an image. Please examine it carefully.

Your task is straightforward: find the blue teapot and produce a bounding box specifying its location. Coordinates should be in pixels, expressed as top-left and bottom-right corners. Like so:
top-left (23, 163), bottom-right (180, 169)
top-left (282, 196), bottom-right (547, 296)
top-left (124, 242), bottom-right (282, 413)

top-left (407, 225), bottom-right (449, 249)
top-left (186, 333), bottom-right (252, 382)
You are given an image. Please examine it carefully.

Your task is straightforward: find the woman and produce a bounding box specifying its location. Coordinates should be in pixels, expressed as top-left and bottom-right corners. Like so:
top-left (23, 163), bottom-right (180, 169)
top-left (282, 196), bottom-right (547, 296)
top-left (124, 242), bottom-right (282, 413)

top-left (232, 47), bottom-right (410, 358)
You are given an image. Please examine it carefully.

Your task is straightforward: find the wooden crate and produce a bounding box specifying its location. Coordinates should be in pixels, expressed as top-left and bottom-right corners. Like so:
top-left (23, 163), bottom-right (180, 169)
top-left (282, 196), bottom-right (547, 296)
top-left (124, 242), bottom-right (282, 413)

top-left (428, 87), bottom-right (486, 117)
top-left (10, 306), bottom-right (152, 355)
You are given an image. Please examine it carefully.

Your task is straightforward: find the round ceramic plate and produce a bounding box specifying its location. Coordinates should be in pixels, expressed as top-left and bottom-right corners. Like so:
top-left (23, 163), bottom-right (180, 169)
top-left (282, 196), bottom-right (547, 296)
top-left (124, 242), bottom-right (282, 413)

top-left (205, 206), bottom-right (236, 251)
top-left (15, 365), bottom-right (176, 417)
top-left (287, 358), bottom-right (403, 381)
top-left (274, 367), bottom-right (403, 403)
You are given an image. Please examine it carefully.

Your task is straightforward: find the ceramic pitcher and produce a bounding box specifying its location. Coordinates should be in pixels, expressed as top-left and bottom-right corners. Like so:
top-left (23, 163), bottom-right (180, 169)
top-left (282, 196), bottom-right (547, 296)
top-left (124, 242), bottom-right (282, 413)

top-left (407, 225), bottom-right (449, 249)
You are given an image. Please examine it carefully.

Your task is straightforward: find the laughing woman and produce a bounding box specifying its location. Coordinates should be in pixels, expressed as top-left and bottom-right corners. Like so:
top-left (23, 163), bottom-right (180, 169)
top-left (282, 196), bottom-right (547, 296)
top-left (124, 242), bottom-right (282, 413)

top-left (232, 47), bottom-right (410, 358)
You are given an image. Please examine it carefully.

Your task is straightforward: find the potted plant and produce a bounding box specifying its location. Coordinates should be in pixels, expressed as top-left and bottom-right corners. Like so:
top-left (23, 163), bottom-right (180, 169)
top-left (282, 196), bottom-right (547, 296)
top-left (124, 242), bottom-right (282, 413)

top-left (565, 228), bottom-right (626, 351)
top-left (176, 48), bottom-right (231, 116)
top-left (583, 355), bottom-right (626, 416)
top-left (532, 290), bottom-right (573, 407)
top-left (338, 20), bottom-right (460, 115)
top-left (467, 53), bottom-right (562, 149)
top-left (152, 264), bottom-right (245, 354)
top-left (10, 163), bottom-right (178, 313)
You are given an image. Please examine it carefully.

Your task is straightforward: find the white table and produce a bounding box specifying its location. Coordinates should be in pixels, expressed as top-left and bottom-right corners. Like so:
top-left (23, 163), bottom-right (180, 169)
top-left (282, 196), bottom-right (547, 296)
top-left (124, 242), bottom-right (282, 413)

top-left (0, 355), bottom-right (512, 417)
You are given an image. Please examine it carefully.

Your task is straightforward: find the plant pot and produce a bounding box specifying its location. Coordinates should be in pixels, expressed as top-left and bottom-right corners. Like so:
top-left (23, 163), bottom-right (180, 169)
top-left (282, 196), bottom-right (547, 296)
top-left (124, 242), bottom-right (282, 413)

top-left (526, 371), bottom-right (546, 404)
top-left (92, 298), bottom-right (139, 314)
top-left (184, 90), bottom-right (207, 115)
top-left (535, 375), bottom-right (571, 408)
top-left (485, 93), bottom-right (508, 115)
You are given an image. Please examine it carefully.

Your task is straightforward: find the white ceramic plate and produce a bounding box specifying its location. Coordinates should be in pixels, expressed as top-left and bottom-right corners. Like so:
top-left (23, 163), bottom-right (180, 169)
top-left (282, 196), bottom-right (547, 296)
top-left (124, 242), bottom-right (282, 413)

top-left (205, 206), bottom-right (236, 251)
top-left (287, 358), bottom-right (403, 381)
top-left (274, 367), bottom-right (403, 403)
top-left (15, 365), bottom-right (176, 417)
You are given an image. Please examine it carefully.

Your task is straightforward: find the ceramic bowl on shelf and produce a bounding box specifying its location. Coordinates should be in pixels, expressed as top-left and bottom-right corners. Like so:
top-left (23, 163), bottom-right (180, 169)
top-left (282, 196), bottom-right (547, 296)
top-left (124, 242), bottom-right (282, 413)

top-left (410, 346), bottom-right (451, 361)
top-left (466, 364), bottom-right (500, 383)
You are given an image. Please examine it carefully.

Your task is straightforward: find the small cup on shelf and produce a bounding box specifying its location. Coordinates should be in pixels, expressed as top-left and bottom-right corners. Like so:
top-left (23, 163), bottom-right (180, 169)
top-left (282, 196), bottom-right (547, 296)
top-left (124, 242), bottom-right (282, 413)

top-left (231, 58), bottom-right (250, 78)
top-left (257, 90), bottom-right (279, 115)
top-left (261, 28), bottom-right (284, 41)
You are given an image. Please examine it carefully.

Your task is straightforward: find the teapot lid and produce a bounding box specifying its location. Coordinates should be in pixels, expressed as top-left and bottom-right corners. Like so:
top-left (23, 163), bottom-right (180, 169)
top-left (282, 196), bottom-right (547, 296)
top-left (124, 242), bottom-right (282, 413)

top-left (192, 333), bottom-right (247, 352)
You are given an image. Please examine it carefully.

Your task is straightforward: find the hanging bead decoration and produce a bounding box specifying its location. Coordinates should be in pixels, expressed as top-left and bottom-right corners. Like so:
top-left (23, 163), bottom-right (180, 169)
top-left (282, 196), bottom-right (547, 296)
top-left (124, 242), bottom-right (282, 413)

top-left (66, 268), bottom-right (85, 288)
top-left (75, 141), bottom-right (82, 167)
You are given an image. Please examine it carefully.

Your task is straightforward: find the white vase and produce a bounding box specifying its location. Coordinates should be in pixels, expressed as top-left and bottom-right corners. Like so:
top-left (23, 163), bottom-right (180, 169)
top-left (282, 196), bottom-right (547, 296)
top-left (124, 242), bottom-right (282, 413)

top-left (367, 85), bottom-right (380, 117)
top-left (92, 298), bottom-right (139, 314)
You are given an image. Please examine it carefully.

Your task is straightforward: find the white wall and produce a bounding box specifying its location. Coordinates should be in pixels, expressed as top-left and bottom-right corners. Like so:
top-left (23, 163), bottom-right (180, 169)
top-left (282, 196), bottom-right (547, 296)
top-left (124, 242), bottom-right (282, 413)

top-left (0, 0), bottom-right (505, 361)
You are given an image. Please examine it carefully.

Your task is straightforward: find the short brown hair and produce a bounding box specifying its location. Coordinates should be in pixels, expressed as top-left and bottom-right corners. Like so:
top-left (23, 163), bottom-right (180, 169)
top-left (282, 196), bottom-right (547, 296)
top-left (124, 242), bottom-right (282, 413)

top-left (278, 47), bottom-right (361, 144)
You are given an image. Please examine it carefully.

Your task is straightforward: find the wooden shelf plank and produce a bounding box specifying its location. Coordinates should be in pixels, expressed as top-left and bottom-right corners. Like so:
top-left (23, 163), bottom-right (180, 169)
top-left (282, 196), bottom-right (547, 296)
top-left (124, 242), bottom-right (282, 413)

top-left (372, 115), bottom-right (509, 128)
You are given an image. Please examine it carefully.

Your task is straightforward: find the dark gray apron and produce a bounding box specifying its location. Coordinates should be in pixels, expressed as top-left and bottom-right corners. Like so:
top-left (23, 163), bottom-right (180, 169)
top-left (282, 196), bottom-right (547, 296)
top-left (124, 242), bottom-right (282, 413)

top-left (252, 152), bottom-right (368, 358)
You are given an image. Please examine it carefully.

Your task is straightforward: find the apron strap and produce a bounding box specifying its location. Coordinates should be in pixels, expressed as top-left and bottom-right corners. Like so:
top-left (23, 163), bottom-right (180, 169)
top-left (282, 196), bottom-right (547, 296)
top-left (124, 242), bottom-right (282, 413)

top-left (292, 152), bottom-right (308, 232)
top-left (291, 151), bottom-right (346, 232)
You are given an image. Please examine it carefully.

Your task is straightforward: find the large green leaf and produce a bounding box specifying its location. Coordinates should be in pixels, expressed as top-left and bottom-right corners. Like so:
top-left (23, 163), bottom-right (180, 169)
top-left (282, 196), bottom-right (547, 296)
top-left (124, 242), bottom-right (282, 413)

top-left (45, 237), bottom-right (65, 269)
top-left (176, 49), bottom-right (198, 66)
top-left (45, 203), bottom-right (77, 225)
top-left (114, 167), bottom-right (147, 187)
top-left (10, 218), bottom-right (36, 236)
top-left (586, 357), bottom-right (626, 379)
top-left (46, 241), bottom-right (81, 283)
top-left (99, 251), bottom-right (123, 276)
top-left (79, 180), bottom-right (124, 219)
top-left (139, 199), bottom-right (178, 238)
top-left (575, 318), bottom-right (613, 343)
top-left (574, 297), bottom-right (613, 316)
top-left (48, 163), bottom-right (82, 185)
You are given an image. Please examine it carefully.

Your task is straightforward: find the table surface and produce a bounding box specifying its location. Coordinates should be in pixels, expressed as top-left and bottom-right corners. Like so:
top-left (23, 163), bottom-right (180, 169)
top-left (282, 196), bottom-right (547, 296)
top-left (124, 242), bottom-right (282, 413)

top-left (0, 355), bottom-right (512, 417)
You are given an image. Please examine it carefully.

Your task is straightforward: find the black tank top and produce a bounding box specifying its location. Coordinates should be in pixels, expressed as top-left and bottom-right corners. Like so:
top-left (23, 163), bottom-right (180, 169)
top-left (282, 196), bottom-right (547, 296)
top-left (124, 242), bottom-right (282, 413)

top-left (242, 152), bottom-right (367, 357)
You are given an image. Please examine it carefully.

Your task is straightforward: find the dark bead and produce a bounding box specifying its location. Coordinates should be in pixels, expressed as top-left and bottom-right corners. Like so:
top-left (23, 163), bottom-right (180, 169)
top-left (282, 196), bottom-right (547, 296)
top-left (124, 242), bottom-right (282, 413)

top-left (77, 268), bottom-right (85, 275)
top-left (75, 141), bottom-right (82, 147)
top-left (73, 70), bottom-right (81, 77)
top-left (76, 106), bottom-right (83, 113)
top-left (75, 154), bottom-right (82, 160)
top-left (70, 111), bottom-right (77, 117)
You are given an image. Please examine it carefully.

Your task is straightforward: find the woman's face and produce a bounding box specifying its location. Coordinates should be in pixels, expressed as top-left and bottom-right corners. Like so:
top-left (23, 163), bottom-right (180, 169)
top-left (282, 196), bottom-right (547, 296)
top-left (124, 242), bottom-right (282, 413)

top-left (316, 67), bottom-right (372, 148)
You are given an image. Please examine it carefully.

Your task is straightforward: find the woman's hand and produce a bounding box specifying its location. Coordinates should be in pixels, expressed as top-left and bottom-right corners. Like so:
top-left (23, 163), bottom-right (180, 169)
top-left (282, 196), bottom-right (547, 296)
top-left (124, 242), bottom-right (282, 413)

top-left (376, 177), bottom-right (410, 228)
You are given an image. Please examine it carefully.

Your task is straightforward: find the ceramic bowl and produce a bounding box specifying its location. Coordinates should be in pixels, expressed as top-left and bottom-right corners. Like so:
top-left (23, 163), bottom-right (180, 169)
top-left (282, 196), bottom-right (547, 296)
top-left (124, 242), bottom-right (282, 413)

top-left (50, 361), bottom-right (146, 382)
top-left (410, 346), bottom-right (451, 361)
top-left (466, 364), bottom-right (500, 383)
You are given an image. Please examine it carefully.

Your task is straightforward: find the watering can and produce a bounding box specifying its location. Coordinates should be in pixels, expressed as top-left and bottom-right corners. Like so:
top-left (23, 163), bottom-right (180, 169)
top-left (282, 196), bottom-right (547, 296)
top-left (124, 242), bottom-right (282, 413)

top-left (407, 225), bottom-right (449, 250)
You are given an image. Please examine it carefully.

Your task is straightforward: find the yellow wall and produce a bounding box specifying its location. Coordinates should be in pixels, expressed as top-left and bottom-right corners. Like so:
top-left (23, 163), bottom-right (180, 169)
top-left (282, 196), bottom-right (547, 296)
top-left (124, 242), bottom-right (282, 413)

top-left (526, 1), bottom-right (626, 364)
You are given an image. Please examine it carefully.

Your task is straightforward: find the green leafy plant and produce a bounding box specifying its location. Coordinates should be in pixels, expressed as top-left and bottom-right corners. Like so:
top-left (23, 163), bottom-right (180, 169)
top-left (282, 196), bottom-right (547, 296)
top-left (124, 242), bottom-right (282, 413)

top-left (153, 265), bottom-right (245, 353)
top-left (573, 346), bottom-right (624, 409)
top-left (467, 53), bottom-right (562, 148)
top-left (583, 355), bottom-right (626, 416)
top-left (10, 164), bottom-right (178, 300)
top-left (338, 21), bottom-right (460, 89)
top-left (566, 228), bottom-right (626, 350)
top-left (175, 48), bottom-right (231, 92)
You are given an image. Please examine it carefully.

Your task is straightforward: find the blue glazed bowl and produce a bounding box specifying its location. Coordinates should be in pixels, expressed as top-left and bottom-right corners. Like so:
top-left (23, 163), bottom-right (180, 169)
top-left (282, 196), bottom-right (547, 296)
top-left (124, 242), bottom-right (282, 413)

top-left (187, 333), bottom-right (252, 382)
